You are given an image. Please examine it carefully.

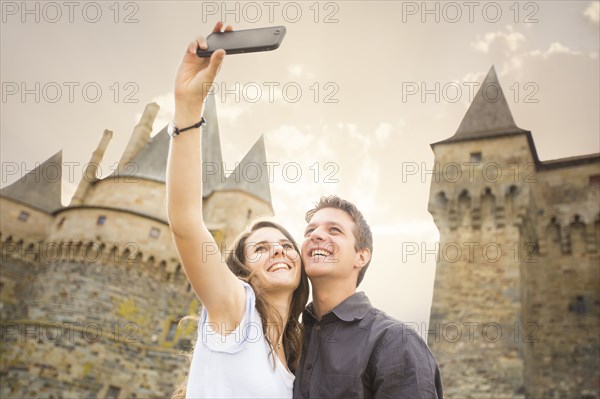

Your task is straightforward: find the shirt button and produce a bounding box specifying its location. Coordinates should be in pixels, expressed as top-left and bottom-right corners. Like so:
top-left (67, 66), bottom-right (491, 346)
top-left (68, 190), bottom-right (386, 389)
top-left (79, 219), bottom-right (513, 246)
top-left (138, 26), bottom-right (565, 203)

top-left (306, 364), bottom-right (312, 370)
top-left (316, 326), bottom-right (321, 331)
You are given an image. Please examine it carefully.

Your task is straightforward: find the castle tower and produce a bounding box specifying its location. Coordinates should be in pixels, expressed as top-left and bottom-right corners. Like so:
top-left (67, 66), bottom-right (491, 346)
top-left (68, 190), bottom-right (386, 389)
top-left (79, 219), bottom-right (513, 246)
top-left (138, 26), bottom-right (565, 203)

top-left (0, 150), bottom-right (63, 242)
top-left (428, 66), bottom-right (600, 398)
top-left (205, 134), bottom-right (273, 247)
top-left (0, 96), bottom-right (276, 398)
top-left (199, 93), bottom-right (273, 247)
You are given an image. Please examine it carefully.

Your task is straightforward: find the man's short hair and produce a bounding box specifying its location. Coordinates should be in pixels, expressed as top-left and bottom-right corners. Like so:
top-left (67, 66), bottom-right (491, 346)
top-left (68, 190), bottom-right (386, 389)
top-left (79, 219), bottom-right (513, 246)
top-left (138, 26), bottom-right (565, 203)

top-left (305, 195), bottom-right (373, 287)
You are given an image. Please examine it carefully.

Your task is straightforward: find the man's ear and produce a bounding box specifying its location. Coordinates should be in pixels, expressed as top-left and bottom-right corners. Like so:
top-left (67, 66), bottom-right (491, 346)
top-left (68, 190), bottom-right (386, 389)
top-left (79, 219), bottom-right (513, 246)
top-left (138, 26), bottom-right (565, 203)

top-left (355, 248), bottom-right (372, 270)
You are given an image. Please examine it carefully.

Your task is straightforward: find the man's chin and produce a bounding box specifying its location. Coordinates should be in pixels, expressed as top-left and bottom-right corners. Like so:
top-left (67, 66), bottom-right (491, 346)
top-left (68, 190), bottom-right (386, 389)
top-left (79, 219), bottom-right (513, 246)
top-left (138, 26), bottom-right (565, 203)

top-left (304, 262), bottom-right (332, 277)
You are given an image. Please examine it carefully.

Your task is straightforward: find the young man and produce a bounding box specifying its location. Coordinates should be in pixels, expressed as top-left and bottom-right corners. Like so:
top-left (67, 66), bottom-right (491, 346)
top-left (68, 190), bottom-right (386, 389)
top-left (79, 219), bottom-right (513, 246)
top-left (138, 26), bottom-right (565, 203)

top-left (294, 195), bottom-right (443, 398)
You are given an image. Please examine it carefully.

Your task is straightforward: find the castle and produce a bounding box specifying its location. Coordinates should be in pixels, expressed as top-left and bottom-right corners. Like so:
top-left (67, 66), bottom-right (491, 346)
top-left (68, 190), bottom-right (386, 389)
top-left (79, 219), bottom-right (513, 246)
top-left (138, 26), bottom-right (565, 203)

top-left (0, 95), bottom-right (274, 398)
top-left (428, 66), bottom-right (600, 398)
top-left (1, 67), bottom-right (599, 398)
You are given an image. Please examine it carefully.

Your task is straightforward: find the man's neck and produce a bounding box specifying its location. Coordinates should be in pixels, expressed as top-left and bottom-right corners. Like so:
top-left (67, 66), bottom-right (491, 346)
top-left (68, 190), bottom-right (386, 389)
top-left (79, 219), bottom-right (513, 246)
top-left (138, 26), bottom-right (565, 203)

top-left (311, 279), bottom-right (357, 320)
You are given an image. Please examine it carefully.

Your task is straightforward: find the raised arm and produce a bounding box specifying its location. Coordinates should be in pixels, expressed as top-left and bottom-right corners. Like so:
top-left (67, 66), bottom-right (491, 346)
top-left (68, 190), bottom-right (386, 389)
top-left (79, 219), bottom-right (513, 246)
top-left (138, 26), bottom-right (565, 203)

top-left (167, 22), bottom-right (245, 333)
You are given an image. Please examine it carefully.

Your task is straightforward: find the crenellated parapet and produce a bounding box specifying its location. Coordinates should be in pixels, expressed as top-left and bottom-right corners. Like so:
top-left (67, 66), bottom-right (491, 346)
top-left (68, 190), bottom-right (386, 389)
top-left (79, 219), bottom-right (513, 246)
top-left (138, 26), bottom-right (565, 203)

top-left (429, 182), bottom-right (530, 232)
top-left (0, 233), bottom-right (188, 287)
top-left (537, 213), bottom-right (600, 257)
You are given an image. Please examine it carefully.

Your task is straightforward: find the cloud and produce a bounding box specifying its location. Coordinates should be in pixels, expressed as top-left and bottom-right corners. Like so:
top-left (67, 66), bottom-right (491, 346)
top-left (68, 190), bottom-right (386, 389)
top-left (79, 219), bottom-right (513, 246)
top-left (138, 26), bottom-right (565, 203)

top-left (341, 121), bottom-right (395, 149)
top-left (265, 124), bottom-right (315, 154)
top-left (469, 23), bottom-right (596, 79)
top-left (529, 42), bottom-right (583, 59)
top-left (287, 64), bottom-right (316, 80)
top-left (144, 91), bottom-right (254, 131)
top-left (372, 220), bottom-right (439, 240)
top-left (583, 1), bottom-right (599, 25)
top-left (216, 102), bottom-right (250, 125)
top-left (462, 71), bottom-right (486, 83)
top-left (375, 122), bottom-right (392, 142)
top-left (262, 122), bottom-right (385, 239)
top-left (347, 155), bottom-right (381, 216)
top-left (288, 64), bottom-right (304, 77)
top-left (471, 25), bottom-right (526, 54)
top-left (469, 26), bottom-right (528, 75)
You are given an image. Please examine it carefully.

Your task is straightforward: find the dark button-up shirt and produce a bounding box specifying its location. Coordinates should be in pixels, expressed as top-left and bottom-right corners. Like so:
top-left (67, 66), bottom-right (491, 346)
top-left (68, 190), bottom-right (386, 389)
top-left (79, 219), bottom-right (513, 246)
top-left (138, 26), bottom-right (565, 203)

top-left (293, 292), bottom-right (443, 398)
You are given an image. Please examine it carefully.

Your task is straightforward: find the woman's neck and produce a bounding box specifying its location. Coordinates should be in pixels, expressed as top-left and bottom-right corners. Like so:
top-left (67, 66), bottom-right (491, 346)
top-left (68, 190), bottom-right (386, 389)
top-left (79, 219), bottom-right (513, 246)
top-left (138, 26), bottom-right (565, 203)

top-left (263, 289), bottom-right (295, 372)
top-left (264, 289), bottom-right (292, 327)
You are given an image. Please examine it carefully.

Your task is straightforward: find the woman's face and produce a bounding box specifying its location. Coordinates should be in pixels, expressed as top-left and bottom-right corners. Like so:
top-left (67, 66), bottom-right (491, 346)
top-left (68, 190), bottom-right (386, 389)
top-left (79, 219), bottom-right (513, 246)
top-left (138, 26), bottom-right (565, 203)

top-left (244, 227), bottom-right (302, 292)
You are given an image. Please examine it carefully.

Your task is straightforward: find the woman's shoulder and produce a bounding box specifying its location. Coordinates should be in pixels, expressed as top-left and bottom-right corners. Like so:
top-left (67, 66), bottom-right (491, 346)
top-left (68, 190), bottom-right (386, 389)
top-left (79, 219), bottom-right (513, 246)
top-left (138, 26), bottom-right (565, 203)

top-left (197, 280), bottom-right (263, 352)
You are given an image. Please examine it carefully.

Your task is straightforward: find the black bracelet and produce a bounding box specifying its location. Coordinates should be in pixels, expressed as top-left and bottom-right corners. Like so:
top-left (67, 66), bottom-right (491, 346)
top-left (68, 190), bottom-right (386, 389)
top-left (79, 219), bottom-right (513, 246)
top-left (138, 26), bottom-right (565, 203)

top-left (171, 117), bottom-right (207, 136)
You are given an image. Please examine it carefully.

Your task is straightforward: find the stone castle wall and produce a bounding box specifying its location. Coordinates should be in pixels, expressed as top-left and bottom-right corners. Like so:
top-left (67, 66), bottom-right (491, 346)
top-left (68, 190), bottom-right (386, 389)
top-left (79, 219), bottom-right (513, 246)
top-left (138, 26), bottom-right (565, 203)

top-left (1, 251), bottom-right (199, 399)
top-left (428, 133), bottom-right (600, 398)
top-left (204, 190), bottom-right (274, 249)
top-left (47, 207), bottom-right (179, 273)
top-left (427, 134), bottom-right (532, 397)
top-left (0, 99), bottom-right (275, 398)
top-left (84, 178), bottom-right (167, 221)
top-left (0, 198), bottom-right (55, 242)
top-left (522, 162), bottom-right (599, 399)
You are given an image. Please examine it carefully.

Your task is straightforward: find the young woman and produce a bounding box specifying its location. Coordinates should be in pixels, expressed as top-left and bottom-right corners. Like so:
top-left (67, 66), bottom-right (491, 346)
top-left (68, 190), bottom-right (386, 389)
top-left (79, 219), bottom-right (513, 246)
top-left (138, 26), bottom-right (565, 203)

top-left (167, 22), bottom-right (309, 398)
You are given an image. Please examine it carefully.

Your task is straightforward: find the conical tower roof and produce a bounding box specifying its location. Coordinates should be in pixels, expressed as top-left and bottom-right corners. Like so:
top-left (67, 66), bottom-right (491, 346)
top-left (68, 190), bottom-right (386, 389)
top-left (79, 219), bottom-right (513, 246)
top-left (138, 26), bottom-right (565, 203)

top-left (200, 93), bottom-right (226, 196)
top-left (113, 94), bottom-right (225, 197)
top-left (221, 135), bottom-right (272, 205)
top-left (123, 127), bottom-right (170, 183)
top-left (0, 151), bottom-right (63, 213)
top-left (434, 66), bottom-right (527, 145)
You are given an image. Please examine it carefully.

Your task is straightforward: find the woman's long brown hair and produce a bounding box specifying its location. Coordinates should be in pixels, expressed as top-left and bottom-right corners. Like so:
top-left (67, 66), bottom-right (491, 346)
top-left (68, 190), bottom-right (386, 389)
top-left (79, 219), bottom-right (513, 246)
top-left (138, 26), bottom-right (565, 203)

top-left (171, 220), bottom-right (310, 399)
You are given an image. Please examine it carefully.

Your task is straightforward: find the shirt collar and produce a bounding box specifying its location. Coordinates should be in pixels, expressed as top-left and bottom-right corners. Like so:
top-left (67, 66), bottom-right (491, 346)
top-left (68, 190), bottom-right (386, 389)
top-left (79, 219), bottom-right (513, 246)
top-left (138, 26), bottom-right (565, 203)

top-left (304, 292), bottom-right (373, 324)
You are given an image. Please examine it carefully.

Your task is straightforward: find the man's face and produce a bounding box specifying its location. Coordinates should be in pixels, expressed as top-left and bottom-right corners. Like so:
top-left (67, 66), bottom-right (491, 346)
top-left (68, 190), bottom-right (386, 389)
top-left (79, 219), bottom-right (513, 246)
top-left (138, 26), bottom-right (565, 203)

top-left (302, 207), bottom-right (362, 282)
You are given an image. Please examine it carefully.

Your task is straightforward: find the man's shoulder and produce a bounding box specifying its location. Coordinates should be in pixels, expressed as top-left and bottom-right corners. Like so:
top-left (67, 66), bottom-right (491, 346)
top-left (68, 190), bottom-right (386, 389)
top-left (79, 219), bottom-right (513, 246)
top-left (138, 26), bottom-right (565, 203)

top-left (364, 308), bottom-right (444, 398)
top-left (366, 307), bottom-right (430, 349)
top-left (366, 306), bottom-right (415, 333)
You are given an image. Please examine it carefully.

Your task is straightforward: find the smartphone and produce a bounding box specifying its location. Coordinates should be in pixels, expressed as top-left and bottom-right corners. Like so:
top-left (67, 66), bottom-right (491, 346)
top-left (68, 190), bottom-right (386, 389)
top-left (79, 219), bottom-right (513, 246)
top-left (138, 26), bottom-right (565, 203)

top-left (196, 26), bottom-right (286, 57)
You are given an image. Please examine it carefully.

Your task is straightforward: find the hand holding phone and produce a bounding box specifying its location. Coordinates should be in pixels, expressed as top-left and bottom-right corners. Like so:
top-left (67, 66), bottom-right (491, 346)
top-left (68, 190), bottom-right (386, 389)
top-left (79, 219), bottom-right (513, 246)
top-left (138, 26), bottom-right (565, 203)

top-left (196, 26), bottom-right (286, 57)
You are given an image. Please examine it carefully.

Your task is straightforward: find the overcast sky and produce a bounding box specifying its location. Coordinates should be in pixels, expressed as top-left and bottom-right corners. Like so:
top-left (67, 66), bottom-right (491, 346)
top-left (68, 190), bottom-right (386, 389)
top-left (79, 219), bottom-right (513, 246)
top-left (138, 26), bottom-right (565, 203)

top-left (1, 1), bottom-right (599, 330)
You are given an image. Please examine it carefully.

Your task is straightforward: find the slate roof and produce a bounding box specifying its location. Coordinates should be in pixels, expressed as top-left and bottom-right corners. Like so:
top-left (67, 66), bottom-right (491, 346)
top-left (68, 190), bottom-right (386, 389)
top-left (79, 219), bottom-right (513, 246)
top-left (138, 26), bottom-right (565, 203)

top-left (0, 150), bottom-right (63, 213)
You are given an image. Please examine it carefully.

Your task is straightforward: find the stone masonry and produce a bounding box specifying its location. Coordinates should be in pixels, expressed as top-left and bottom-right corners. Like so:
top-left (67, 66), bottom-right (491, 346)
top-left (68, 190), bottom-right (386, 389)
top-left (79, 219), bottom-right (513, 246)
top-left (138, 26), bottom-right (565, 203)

top-left (428, 66), bottom-right (600, 399)
top-left (0, 95), bottom-right (274, 398)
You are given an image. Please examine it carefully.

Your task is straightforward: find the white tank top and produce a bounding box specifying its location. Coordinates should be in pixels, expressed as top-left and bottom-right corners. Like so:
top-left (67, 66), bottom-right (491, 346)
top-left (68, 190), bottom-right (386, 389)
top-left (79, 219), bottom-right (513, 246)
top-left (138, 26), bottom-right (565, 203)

top-left (186, 282), bottom-right (294, 398)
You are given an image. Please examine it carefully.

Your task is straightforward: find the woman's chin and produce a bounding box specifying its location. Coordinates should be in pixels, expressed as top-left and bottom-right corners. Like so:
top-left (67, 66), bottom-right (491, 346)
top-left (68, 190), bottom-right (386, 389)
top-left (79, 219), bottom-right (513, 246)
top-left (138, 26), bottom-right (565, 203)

top-left (261, 274), bottom-right (300, 291)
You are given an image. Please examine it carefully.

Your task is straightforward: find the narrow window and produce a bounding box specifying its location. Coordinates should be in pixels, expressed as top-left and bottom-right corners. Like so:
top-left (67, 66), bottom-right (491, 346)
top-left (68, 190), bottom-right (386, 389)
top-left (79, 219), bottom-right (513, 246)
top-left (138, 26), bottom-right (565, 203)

top-left (105, 386), bottom-right (121, 399)
top-left (149, 227), bottom-right (160, 238)
top-left (436, 191), bottom-right (448, 207)
top-left (590, 175), bottom-right (600, 186)
top-left (97, 216), bottom-right (106, 225)
top-left (470, 152), bottom-right (482, 163)
top-left (569, 295), bottom-right (586, 314)
top-left (18, 211), bottom-right (29, 222)
top-left (166, 321), bottom-right (178, 342)
top-left (576, 296), bottom-right (586, 314)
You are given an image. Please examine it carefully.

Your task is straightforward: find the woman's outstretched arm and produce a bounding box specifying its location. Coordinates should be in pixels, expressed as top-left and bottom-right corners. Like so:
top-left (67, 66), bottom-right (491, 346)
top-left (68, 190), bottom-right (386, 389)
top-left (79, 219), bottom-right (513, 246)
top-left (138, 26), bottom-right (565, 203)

top-left (167, 22), bottom-right (245, 333)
